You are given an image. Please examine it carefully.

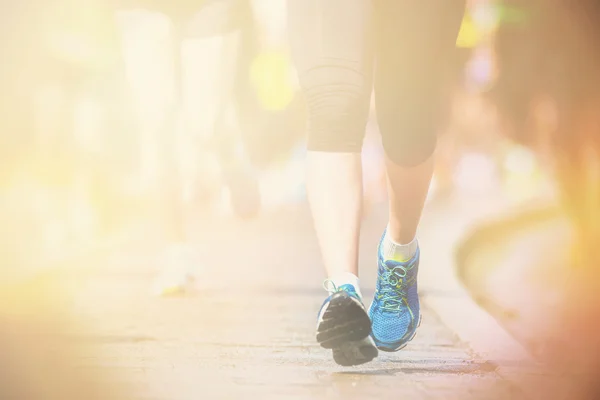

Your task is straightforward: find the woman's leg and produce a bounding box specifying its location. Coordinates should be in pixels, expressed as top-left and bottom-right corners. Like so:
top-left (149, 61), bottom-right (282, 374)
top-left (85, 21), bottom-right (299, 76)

top-left (288, 0), bottom-right (376, 366)
top-left (116, 3), bottom-right (246, 295)
top-left (288, 0), bottom-right (373, 288)
top-left (369, 0), bottom-right (466, 351)
top-left (155, 1), bottom-right (248, 293)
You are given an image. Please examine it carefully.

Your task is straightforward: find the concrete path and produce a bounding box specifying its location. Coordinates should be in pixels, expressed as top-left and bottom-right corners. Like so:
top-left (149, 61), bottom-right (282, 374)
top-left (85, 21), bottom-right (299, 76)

top-left (10, 198), bottom-right (544, 400)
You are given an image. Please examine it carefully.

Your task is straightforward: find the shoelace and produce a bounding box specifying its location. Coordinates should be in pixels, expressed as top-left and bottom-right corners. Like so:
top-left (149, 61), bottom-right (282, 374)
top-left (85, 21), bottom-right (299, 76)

top-left (322, 279), bottom-right (358, 297)
top-left (322, 279), bottom-right (338, 294)
top-left (378, 261), bottom-right (410, 312)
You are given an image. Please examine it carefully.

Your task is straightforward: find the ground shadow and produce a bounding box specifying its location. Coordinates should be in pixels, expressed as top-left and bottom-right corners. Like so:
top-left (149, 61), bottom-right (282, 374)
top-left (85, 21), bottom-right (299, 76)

top-left (331, 359), bottom-right (497, 376)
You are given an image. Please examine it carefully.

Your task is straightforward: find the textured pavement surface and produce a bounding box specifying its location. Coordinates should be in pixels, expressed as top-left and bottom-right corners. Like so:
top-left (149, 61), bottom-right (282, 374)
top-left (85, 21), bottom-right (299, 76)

top-left (14, 202), bottom-right (525, 400)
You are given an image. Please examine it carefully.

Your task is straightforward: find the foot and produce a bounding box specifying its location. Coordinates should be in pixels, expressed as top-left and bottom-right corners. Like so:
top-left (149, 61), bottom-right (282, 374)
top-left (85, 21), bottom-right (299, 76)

top-left (316, 282), bottom-right (378, 366)
top-left (152, 244), bottom-right (199, 297)
top-left (369, 235), bottom-right (421, 352)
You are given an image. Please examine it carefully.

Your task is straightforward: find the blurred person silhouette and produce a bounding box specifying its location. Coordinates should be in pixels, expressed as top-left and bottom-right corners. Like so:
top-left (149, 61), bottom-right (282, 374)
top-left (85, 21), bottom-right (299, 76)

top-left (287, 0), bottom-right (466, 366)
top-left (129, 1), bottom-right (313, 296)
top-left (115, 0), bottom-right (263, 295)
top-left (0, 0), bottom-right (263, 293)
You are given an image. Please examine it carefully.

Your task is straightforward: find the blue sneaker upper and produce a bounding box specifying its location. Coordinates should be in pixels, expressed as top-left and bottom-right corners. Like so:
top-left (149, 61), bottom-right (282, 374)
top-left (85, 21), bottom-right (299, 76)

top-left (369, 235), bottom-right (421, 351)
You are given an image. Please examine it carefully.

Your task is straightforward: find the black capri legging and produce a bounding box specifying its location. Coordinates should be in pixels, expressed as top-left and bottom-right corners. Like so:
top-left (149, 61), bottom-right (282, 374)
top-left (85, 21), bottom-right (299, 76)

top-left (288, 0), bottom-right (466, 166)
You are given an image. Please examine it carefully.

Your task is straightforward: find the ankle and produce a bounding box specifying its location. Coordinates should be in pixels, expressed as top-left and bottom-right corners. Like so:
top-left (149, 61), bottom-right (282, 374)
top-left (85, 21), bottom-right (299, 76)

top-left (382, 227), bottom-right (418, 262)
top-left (326, 272), bottom-right (362, 298)
top-left (385, 224), bottom-right (416, 245)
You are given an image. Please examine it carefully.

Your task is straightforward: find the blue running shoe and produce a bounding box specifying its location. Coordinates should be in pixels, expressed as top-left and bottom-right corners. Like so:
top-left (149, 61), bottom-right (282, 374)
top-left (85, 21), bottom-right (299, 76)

top-left (369, 235), bottom-right (421, 352)
top-left (316, 282), bottom-right (378, 366)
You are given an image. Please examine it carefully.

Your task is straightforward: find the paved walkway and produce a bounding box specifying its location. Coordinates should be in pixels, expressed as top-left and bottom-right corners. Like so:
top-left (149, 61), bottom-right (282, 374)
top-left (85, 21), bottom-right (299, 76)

top-left (461, 208), bottom-right (569, 358)
top-left (12, 200), bottom-right (534, 400)
top-left (460, 206), bottom-right (600, 399)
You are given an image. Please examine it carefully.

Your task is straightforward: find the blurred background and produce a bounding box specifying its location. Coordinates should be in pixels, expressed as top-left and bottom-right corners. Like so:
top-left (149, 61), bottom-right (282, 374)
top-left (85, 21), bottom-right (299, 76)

top-left (1, 0), bottom-right (599, 399)
top-left (1, 0), bottom-right (544, 287)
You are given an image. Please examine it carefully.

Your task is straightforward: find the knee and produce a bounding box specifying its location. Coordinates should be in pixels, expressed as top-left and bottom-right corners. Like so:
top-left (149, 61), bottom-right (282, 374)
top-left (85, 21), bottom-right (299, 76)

top-left (378, 102), bottom-right (440, 167)
top-left (299, 66), bottom-right (370, 153)
top-left (383, 130), bottom-right (437, 167)
top-left (377, 74), bottom-right (457, 166)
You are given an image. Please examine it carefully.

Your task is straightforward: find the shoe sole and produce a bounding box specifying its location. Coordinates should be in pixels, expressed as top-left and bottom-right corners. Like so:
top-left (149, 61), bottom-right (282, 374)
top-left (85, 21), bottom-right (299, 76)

top-left (332, 336), bottom-right (378, 366)
top-left (376, 314), bottom-right (422, 353)
top-left (317, 292), bottom-right (371, 349)
top-left (316, 292), bottom-right (377, 366)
